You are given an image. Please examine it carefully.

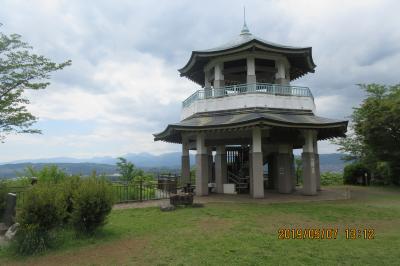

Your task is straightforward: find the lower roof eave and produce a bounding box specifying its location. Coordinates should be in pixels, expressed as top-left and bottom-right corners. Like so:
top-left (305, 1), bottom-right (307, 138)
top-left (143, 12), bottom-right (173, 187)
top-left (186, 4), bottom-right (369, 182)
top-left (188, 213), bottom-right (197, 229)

top-left (153, 120), bottom-right (348, 144)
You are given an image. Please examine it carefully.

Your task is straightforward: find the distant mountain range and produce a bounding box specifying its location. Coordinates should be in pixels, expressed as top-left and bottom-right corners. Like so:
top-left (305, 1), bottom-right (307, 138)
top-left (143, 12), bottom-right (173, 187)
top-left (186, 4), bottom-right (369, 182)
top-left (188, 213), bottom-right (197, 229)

top-left (1, 152), bottom-right (190, 168)
top-left (0, 153), bottom-right (348, 179)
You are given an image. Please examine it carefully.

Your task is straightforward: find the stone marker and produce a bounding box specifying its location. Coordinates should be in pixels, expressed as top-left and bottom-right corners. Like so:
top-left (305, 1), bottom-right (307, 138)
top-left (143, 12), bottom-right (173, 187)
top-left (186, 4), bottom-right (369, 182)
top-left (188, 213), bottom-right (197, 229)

top-left (3, 193), bottom-right (16, 227)
top-left (5, 223), bottom-right (20, 241)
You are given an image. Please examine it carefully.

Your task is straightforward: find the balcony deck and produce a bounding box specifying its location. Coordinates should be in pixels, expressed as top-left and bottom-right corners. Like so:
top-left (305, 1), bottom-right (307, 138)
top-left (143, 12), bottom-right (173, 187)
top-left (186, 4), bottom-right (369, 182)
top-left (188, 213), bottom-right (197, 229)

top-left (182, 83), bottom-right (313, 108)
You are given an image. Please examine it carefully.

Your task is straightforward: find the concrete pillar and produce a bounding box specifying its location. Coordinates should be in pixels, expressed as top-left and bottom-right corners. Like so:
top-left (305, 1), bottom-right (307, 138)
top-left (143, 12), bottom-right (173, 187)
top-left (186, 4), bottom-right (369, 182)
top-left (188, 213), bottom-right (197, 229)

top-left (214, 62), bottom-right (225, 88)
top-left (181, 138), bottom-right (191, 185)
top-left (277, 145), bottom-right (292, 194)
top-left (195, 133), bottom-right (208, 196)
top-left (215, 145), bottom-right (227, 193)
top-left (204, 69), bottom-right (212, 99)
top-left (249, 150), bottom-right (253, 195)
top-left (246, 56), bottom-right (256, 84)
top-left (313, 137), bottom-right (321, 191)
top-left (214, 62), bottom-right (225, 97)
top-left (270, 153), bottom-right (279, 190)
top-left (251, 127), bottom-right (264, 198)
top-left (267, 155), bottom-right (273, 189)
top-left (204, 69), bottom-right (211, 87)
top-left (302, 130), bottom-right (317, 195)
top-left (207, 147), bottom-right (213, 183)
top-left (290, 153), bottom-right (296, 191)
top-left (275, 59), bottom-right (288, 85)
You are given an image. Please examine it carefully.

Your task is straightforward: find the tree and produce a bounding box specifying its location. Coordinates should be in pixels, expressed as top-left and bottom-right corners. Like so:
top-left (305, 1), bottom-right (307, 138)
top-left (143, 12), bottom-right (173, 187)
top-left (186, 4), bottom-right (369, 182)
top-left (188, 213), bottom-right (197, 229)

top-left (116, 157), bottom-right (144, 182)
top-left (0, 24), bottom-right (71, 141)
top-left (294, 157), bottom-right (302, 185)
top-left (333, 84), bottom-right (400, 184)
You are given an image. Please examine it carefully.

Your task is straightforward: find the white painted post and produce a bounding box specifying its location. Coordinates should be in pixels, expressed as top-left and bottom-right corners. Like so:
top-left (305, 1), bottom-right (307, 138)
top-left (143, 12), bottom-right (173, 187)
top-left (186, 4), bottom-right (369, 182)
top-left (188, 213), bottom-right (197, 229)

top-left (302, 130), bottom-right (317, 195)
top-left (251, 127), bottom-right (264, 198)
top-left (181, 136), bottom-right (191, 185)
top-left (195, 133), bottom-right (208, 196)
top-left (313, 134), bottom-right (321, 191)
top-left (214, 62), bottom-right (225, 90)
top-left (246, 56), bottom-right (256, 87)
top-left (215, 145), bottom-right (227, 193)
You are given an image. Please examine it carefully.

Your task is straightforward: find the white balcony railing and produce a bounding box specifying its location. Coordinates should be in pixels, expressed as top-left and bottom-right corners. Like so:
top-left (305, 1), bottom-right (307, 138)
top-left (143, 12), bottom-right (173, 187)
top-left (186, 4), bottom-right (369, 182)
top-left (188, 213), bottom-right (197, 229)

top-left (182, 83), bottom-right (314, 108)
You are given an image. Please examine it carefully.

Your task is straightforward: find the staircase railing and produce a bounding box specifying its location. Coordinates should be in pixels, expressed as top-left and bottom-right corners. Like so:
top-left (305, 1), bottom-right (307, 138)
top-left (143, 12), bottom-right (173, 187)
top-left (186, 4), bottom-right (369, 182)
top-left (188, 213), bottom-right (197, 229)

top-left (227, 171), bottom-right (249, 193)
top-left (227, 171), bottom-right (241, 184)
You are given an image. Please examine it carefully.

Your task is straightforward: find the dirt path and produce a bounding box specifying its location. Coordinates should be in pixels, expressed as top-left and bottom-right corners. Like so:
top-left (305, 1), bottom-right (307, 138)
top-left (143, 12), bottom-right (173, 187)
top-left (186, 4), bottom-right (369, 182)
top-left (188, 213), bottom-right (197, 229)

top-left (3, 237), bottom-right (149, 266)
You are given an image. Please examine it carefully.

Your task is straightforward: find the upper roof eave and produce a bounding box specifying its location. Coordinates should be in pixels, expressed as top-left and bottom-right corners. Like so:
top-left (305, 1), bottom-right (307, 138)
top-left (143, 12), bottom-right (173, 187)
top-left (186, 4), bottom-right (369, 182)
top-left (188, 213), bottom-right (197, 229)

top-left (178, 38), bottom-right (316, 75)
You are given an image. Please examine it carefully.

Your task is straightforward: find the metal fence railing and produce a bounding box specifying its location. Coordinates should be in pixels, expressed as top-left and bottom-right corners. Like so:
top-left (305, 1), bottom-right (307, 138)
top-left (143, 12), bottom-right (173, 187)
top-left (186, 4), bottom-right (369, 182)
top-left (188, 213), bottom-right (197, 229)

top-left (5, 180), bottom-right (180, 206)
top-left (112, 180), bottom-right (177, 203)
top-left (182, 82), bottom-right (314, 108)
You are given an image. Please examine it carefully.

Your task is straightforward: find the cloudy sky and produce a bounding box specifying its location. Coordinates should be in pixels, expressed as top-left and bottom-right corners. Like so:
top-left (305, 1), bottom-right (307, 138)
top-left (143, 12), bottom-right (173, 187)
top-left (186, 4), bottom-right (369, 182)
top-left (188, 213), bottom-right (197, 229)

top-left (0, 0), bottom-right (399, 162)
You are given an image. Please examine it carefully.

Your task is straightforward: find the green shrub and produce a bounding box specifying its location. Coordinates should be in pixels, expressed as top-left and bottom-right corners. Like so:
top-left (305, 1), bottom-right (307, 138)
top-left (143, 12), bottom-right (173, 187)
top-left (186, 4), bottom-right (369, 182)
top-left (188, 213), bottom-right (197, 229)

top-left (0, 182), bottom-right (7, 221)
top-left (58, 176), bottom-right (82, 223)
top-left (320, 172), bottom-right (343, 186)
top-left (71, 178), bottom-right (114, 234)
top-left (13, 224), bottom-right (52, 255)
top-left (15, 184), bottom-right (65, 255)
top-left (343, 162), bottom-right (369, 185)
top-left (18, 184), bottom-right (66, 230)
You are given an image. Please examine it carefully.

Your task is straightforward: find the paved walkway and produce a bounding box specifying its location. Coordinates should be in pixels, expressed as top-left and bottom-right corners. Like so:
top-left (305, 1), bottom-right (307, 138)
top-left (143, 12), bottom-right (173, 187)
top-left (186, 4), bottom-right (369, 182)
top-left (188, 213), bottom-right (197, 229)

top-left (113, 186), bottom-right (351, 210)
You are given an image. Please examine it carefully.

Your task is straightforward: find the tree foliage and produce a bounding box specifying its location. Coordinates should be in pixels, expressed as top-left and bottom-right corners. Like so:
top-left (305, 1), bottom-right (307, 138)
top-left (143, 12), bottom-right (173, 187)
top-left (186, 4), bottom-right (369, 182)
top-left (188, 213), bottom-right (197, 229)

top-left (320, 172), bottom-right (343, 186)
top-left (0, 24), bottom-right (71, 141)
top-left (116, 157), bottom-right (153, 182)
top-left (23, 165), bottom-right (68, 184)
top-left (333, 84), bottom-right (400, 184)
top-left (295, 157), bottom-right (302, 185)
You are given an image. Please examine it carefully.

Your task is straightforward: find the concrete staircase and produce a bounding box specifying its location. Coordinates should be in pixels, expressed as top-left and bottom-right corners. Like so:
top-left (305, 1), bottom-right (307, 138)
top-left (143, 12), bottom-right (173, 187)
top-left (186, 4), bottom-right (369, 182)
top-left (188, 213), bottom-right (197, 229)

top-left (227, 171), bottom-right (249, 194)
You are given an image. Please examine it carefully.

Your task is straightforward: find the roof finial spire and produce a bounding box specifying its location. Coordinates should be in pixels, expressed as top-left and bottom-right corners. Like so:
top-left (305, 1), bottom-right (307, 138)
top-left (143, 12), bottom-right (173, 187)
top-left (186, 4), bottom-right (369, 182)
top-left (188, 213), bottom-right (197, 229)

top-left (244, 6), bottom-right (246, 25)
top-left (240, 6), bottom-right (250, 35)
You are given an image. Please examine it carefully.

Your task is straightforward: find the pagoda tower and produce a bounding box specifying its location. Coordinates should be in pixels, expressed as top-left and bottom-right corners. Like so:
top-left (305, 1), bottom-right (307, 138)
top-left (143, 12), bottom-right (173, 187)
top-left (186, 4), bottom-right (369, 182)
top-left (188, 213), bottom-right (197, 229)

top-left (154, 20), bottom-right (347, 198)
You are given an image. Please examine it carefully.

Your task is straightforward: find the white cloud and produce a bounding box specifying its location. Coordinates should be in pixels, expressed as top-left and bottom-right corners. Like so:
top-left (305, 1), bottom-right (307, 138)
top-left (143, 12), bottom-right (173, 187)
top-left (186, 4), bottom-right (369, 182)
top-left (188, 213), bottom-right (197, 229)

top-left (26, 52), bottom-right (193, 125)
top-left (314, 95), bottom-right (345, 118)
top-left (0, 0), bottom-right (399, 161)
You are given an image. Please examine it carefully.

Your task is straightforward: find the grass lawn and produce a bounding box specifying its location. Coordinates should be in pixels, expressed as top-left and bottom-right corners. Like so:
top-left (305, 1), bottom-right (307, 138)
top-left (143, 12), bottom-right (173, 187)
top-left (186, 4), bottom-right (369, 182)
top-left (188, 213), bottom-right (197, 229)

top-left (1, 186), bottom-right (400, 265)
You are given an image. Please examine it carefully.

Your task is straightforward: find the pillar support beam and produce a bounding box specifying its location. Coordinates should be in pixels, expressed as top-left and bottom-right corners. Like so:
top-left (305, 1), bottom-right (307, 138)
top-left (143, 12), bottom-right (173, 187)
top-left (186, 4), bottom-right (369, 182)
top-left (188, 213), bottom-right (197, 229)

top-left (313, 137), bottom-right (321, 191)
top-left (181, 135), bottom-right (190, 185)
top-left (251, 127), bottom-right (264, 198)
top-left (246, 56), bottom-right (256, 84)
top-left (195, 133), bottom-right (208, 196)
top-left (275, 59), bottom-right (289, 85)
top-left (290, 153), bottom-right (296, 191)
top-left (207, 147), bottom-right (213, 184)
top-left (302, 130), bottom-right (318, 195)
top-left (277, 144), bottom-right (292, 194)
top-left (214, 62), bottom-right (224, 88)
top-left (204, 69), bottom-right (211, 88)
top-left (270, 153), bottom-right (279, 190)
top-left (215, 145), bottom-right (227, 193)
